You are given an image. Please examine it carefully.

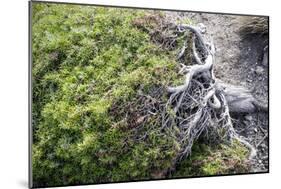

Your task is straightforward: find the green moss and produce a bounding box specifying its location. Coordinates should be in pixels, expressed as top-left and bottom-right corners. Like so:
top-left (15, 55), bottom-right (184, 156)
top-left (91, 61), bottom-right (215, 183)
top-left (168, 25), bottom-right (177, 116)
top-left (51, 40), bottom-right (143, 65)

top-left (172, 140), bottom-right (250, 177)
top-left (32, 3), bottom-right (181, 187)
top-left (32, 2), bottom-right (249, 188)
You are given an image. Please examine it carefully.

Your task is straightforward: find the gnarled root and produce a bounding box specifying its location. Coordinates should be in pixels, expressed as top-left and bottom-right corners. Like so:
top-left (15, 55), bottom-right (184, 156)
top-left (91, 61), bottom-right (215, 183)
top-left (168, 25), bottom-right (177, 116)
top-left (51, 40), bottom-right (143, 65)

top-left (160, 25), bottom-right (262, 174)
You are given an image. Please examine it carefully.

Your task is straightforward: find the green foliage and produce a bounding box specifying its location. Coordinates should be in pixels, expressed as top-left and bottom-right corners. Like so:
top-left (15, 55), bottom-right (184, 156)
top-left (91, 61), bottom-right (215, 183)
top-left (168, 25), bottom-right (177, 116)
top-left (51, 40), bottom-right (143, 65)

top-left (32, 3), bottom-right (249, 187)
top-left (32, 3), bottom-right (180, 187)
top-left (172, 140), bottom-right (250, 177)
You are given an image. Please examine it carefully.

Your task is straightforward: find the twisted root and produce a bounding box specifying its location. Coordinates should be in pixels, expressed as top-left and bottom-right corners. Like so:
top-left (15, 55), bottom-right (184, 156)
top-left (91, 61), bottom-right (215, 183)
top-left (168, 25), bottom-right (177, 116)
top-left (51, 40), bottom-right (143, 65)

top-left (161, 25), bottom-right (262, 170)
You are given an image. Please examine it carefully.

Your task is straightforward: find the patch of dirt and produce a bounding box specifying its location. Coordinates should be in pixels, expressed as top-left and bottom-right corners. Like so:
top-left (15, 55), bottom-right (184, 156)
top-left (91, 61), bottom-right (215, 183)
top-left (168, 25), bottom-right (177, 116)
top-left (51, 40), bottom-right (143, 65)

top-left (165, 11), bottom-right (269, 172)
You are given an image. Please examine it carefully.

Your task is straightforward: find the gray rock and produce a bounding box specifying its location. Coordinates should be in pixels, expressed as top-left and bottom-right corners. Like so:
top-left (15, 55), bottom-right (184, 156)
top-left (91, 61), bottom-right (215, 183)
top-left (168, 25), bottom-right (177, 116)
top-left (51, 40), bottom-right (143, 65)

top-left (197, 23), bottom-right (207, 34)
top-left (255, 66), bottom-right (264, 75)
top-left (245, 115), bottom-right (253, 121)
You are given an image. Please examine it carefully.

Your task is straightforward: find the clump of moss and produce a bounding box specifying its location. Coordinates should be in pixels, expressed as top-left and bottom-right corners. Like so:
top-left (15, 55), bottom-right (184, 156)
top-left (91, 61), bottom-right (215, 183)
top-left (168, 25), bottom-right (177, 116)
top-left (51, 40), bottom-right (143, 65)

top-left (32, 2), bottom-right (250, 188)
top-left (32, 3), bottom-right (181, 187)
top-left (172, 140), bottom-right (250, 177)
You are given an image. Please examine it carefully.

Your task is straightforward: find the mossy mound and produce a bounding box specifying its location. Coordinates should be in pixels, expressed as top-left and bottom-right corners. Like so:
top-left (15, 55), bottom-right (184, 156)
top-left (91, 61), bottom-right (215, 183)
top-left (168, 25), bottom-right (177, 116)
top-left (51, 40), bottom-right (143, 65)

top-left (32, 3), bottom-right (249, 187)
top-left (172, 140), bottom-right (249, 177)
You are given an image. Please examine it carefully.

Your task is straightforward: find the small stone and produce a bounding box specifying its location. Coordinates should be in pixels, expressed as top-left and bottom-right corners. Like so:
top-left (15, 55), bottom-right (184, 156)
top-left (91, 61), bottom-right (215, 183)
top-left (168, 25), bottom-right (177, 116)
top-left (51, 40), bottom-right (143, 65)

top-left (245, 115), bottom-right (253, 121)
top-left (197, 23), bottom-right (207, 34)
top-left (249, 131), bottom-right (255, 135)
top-left (258, 160), bottom-right (262, 164)
top-left (255, 66), bottom-right (264, 75)
top-left (241, 82), bottom-right (247, 86)
top-left (247, 78), bottom-right (253, 83)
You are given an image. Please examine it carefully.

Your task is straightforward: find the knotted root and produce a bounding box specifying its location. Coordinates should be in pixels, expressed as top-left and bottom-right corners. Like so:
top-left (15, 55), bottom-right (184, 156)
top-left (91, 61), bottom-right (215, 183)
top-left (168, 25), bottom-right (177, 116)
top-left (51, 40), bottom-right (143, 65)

top-left (159, 24), bottom-right (262, 174)
top-left (128, 22), bottom-right (267, 177)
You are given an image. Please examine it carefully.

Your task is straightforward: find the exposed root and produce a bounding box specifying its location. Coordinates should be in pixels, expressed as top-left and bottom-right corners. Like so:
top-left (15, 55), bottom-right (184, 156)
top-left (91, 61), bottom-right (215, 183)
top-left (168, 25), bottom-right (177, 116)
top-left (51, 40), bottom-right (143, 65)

top-left (158, 24), bottom-right (264, 173)
top-left (130, 19), bottom-right (267, 176)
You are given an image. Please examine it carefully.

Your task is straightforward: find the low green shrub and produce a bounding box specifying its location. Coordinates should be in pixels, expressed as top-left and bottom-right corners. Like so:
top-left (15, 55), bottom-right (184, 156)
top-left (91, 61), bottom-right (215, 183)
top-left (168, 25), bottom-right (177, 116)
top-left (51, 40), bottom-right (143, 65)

top-left (32, 3), bottom-right (249, 187)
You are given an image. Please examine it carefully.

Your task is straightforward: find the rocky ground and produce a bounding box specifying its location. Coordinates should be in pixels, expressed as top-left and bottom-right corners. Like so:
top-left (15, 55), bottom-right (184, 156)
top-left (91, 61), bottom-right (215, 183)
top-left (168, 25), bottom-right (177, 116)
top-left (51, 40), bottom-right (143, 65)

top-left (165, 11), bottom-right (269, 172)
